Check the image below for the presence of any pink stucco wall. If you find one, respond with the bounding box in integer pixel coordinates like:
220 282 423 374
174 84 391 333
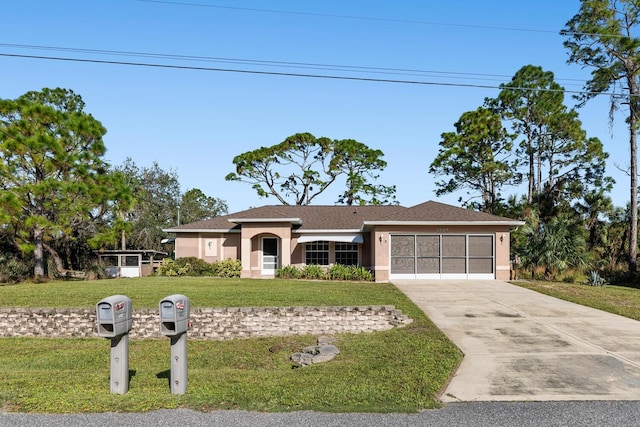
174 224 515 282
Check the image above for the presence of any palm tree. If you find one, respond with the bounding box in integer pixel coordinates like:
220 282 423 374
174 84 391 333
575 190 613 251
518 212 589 280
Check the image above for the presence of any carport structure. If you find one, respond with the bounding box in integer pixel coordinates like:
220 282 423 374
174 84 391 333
96 250 167 278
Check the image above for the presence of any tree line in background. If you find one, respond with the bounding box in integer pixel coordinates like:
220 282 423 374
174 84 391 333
428 63 618 281
430 0 640 281
0 88 227 281
2 1 640 284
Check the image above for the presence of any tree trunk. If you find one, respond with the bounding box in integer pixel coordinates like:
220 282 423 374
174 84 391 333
629 93 638 273
536 148 543 196
527 142 535 204
33 225 45 278
120 210 127 250
44 242 66 274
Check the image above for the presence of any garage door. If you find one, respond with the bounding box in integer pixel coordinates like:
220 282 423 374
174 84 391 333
389 234 494 280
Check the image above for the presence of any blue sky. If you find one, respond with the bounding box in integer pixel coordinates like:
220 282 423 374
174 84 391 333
1 0 628 213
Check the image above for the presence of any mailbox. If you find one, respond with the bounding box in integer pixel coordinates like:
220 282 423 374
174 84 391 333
159 294 190 336
96 295 133 338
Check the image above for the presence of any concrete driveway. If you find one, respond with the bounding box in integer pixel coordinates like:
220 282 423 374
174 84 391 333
393 280 640 402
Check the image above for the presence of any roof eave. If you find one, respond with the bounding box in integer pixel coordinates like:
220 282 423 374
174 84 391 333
163 228 239 233
295 229 362 234
363 220 526 227
228 217 303 225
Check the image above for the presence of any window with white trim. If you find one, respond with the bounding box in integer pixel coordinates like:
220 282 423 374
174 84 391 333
305 241 330 265
335 242 358 266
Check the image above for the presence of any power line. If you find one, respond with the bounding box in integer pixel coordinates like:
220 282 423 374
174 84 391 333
0 43 587 87
0 52 500 87
0 52 621 98
136 0 559 35
136 0 629 40
0 43 512 80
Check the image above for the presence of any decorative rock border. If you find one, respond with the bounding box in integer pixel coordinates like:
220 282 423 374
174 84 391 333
0 306 413 340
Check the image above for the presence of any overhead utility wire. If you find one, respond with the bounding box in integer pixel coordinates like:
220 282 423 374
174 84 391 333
136 0 624 39
136 0 557 34
0 43 587 86
0 43 527 77
0 52 622 98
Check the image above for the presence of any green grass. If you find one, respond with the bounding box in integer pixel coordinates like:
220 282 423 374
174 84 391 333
0 277 462 413
513 281 640 321
0 276 409 308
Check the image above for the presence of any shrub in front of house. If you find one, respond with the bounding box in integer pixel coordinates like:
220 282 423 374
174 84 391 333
157 257 241 278
276 264 374 282
349 266 375 281
327 263 352 280
181 257 222 276
275 265 302 279
210 258 242 278
157 257 191 276
301 264 326 280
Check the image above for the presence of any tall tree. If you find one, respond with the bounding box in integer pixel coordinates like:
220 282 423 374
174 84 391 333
112 159 228 249
492 64 612 220
492 65 565 204
87 169 135 252
544 113 611 207
226 132 396 205
575 189 614 252
179 188 228 224
0 88 114 278
562 0 640 272
115 159 181 251
333 139 397 205
429 107 518 213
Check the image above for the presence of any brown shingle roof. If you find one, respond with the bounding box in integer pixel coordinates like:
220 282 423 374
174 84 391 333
164 201 521 233
371 200 520 223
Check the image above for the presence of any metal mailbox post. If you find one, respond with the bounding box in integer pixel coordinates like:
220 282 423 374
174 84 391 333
159 294 190 395
96 295 133 394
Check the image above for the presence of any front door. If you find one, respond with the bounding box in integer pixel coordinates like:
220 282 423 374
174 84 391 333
262 237 279 275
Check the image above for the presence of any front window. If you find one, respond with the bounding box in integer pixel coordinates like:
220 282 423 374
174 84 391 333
123 255 139 267
305 241 329 265
335 242 358 266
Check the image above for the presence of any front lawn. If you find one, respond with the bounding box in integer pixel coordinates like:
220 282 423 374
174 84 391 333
0 277 461 413
513 280 640 321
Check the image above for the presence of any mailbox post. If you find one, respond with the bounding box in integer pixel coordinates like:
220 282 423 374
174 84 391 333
159 294 190 395
96 295 133 394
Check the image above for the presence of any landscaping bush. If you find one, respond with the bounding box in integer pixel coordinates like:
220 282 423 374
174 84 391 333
350 266 375 281
327 263 352 280
300 264 326 280
585 271 608 287
276 264 374 282
275 264 301 279
157 257 241 278
85 259 109 280
0 255 33 283
156 258 190 276
210 258 242 278
174 257 217 276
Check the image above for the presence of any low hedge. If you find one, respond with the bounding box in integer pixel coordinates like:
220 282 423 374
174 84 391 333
276 264 374 282
156 257 242 278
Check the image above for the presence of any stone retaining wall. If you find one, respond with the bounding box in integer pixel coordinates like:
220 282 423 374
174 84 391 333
0 306 413 340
